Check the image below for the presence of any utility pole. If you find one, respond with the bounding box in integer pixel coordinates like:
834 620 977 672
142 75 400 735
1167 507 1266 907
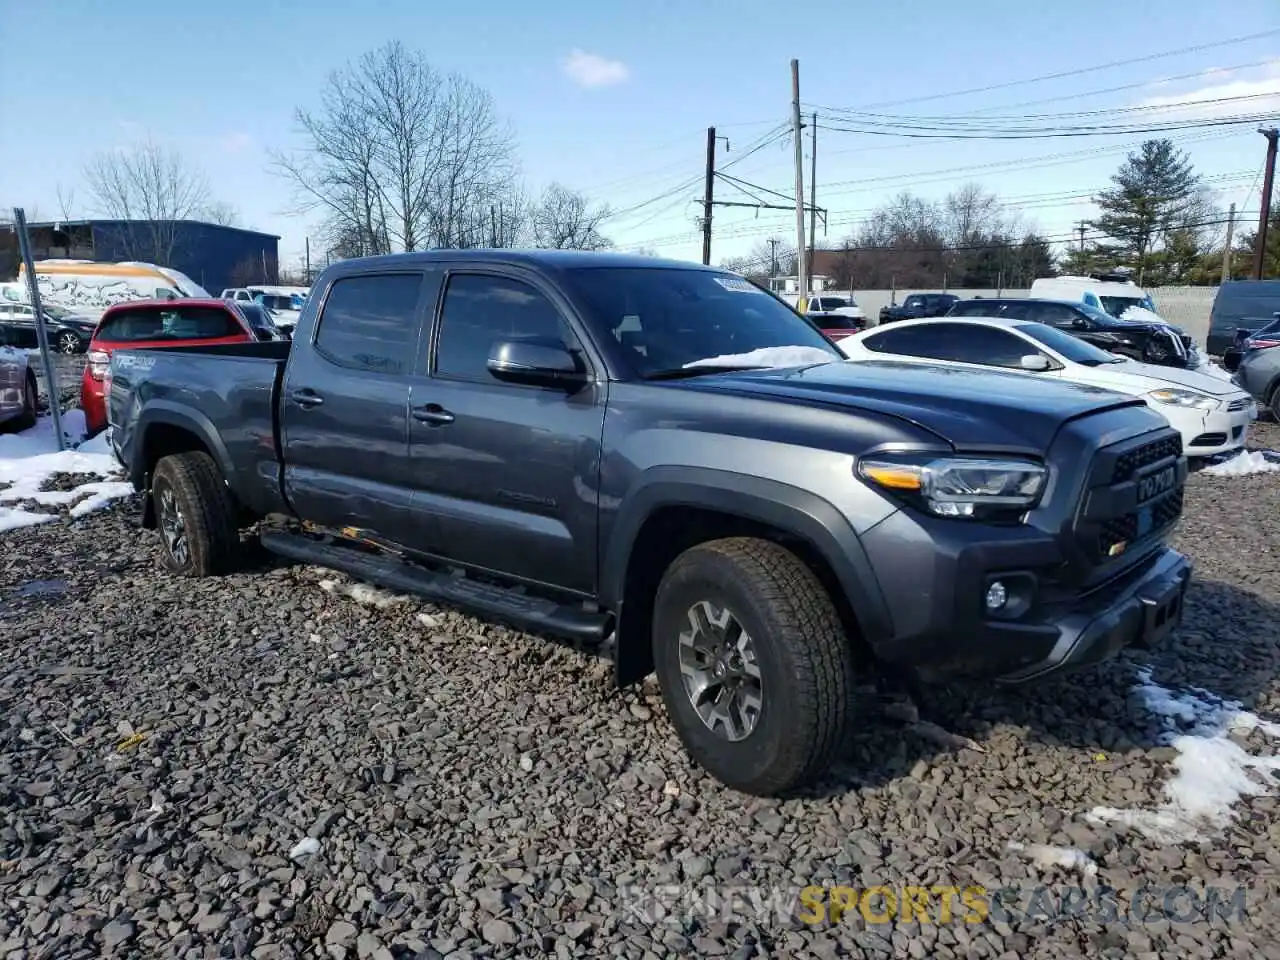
1077 222 1087 253
791 59 808 308
305 237 311 284
768 238 780 279
1222 203 1236 285
1253 127 1278 280
807 111 817 275
702 126 716 265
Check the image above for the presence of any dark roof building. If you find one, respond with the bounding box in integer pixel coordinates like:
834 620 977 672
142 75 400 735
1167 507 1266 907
1 219 281 294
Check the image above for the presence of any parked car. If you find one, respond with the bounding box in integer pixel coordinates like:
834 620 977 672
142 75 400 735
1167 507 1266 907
227 300 287 341
839 317 1255 458
107 251 1191 796
1222 314 1280 373
805 295 864 321
81 299 260 436
19 259 208 313
1234 327 1280 421
1030 273 1157 321
0 343 38 433
1207 280 1280 357
947 297 1197 368
0 301 98 354
878 293 959 324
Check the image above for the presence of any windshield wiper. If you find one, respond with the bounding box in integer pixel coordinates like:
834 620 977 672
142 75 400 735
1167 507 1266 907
643 364 768 381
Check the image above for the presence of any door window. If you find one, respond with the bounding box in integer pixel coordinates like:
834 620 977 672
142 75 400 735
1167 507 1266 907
1023 302 1080 328
313 273 423 375
434 274 572 383
863 322 1044 369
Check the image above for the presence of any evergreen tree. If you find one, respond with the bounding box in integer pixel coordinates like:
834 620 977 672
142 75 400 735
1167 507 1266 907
1091 139 1203 285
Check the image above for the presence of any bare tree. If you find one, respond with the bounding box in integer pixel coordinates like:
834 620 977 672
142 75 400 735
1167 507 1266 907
203 201 241 227
84 140 212 264
274 41 518 255
55 183 77 221
529 183 612 250
943 183 1002 246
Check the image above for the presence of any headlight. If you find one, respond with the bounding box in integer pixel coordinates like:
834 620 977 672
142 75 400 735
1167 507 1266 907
1147 388 1218 411
857 455 1047 520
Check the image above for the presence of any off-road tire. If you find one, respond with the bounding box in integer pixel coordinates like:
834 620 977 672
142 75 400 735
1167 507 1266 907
651 536 856 796
9 370 38 432
1268 383 1280 423
151 451 239 577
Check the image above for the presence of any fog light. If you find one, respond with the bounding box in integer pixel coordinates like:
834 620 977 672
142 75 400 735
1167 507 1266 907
985 580 1008 612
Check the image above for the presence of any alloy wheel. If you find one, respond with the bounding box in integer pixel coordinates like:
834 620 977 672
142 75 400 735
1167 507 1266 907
677 599 763 742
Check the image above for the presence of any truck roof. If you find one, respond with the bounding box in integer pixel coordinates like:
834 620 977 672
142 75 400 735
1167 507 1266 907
331 249 721 273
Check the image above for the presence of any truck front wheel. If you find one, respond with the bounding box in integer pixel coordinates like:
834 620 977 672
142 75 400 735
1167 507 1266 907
652 537 856 796
151 451 239 577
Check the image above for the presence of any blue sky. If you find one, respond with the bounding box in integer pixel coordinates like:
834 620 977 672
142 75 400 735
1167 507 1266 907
2 0 1278 272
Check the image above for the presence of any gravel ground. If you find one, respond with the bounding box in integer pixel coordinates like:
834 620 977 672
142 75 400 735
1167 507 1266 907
29 353 87 414
1 423 1279 959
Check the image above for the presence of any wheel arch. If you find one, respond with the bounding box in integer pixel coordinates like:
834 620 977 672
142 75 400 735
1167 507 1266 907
604 467 892 687
131 405 239 528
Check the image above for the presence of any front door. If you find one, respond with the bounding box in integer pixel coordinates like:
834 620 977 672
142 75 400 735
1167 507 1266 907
405 268 605 597
280 270 437 536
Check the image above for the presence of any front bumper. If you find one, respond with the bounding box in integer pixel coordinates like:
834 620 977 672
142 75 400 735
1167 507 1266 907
1168 402 1254 456
859 514 1192 685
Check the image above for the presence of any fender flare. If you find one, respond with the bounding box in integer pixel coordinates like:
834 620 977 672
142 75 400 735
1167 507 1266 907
130 402 238 497
602 466 894 652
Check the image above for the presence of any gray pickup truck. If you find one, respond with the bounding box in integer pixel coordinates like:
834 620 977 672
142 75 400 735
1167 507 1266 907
107 251 1192 796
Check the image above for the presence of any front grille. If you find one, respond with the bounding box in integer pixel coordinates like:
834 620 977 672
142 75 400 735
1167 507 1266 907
1179 334 1193 350
1112 435 1182 482
1096 488 1184 562
1228 397 1251 412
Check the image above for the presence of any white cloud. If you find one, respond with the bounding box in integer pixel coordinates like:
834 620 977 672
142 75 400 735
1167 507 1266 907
560 49 629 89
1134 61 1280 120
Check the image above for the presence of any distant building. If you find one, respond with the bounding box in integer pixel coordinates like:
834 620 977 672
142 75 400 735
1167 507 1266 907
0 219 281 294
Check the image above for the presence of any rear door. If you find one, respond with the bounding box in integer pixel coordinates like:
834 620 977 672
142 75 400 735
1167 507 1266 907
404 267 605 596
281 270 436 536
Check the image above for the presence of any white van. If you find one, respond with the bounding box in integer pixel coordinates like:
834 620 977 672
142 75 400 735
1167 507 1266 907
1030 274 1159 321
14 260 210 316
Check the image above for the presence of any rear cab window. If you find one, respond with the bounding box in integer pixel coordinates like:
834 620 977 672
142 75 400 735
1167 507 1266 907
95 304 246 342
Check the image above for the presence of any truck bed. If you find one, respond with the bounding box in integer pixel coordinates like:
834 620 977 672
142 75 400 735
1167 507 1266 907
109 340 292 517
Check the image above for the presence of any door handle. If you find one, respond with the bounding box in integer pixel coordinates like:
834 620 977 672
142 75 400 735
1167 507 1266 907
289 388 324 409
412 403 455 425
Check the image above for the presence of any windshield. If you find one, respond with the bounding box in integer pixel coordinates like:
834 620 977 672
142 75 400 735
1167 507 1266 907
562 267 842 376
258 295 297 311
236 303 277 337
42 304 76 319
1014 322 1122 366
1098 295 1148 319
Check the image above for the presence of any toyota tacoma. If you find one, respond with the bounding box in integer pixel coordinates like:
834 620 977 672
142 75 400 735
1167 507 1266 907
106 251 1192 796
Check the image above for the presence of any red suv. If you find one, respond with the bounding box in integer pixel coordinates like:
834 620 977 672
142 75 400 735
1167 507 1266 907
81 299 266 436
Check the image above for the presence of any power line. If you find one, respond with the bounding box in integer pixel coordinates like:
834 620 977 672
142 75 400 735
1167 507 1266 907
815 113 1277 140
804 57 1280 121
827 29 1280 112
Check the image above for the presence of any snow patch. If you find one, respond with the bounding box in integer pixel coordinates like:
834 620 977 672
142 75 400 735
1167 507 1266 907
318 578 410 609
1086 668 1280 843
1120 305 1168 325
1006 841 1097 877
1202 450 1280 477
0 414 133 533
289 837 321 859
682 346 838 370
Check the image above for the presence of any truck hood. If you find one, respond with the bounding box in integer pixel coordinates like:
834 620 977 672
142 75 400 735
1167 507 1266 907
687 359 1145 453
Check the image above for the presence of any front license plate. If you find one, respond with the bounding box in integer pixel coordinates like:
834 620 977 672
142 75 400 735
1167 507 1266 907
1135 465 1176 504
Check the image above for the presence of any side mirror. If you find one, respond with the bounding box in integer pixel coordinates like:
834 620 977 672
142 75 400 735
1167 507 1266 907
487 339 586 387
1019 354 1051 372
1072 317 1089 330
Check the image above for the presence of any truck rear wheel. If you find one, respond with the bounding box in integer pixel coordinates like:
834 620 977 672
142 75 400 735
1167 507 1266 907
651 537 855 796
151 452 239 577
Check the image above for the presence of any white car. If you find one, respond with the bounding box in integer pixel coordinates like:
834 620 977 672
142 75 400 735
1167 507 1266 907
0 344 37 433
805 295 865 321
839 316 1256 458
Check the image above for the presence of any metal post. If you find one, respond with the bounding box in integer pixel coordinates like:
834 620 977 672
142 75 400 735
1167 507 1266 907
1253 128 1278 280
305 236 311 283
13 208 65 449
791 60 808 309
1221 203 1236 286
702 127 716 265
807 111 817 275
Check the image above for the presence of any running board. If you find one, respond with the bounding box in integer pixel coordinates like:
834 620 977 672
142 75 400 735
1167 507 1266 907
259 530 612 642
